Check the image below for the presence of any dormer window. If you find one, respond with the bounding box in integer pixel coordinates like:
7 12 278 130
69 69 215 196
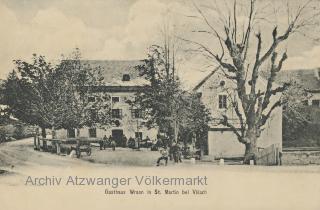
122 74 130 81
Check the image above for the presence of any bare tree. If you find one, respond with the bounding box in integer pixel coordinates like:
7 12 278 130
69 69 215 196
182 0 320 163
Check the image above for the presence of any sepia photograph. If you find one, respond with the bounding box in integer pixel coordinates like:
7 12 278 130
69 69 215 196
0 0 320 209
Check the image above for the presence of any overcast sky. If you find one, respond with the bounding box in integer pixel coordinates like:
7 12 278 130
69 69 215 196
1 0 320 87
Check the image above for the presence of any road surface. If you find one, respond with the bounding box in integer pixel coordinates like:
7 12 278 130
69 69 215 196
1 138 320 210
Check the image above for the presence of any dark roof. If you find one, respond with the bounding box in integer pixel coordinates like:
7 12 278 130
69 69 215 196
276 69 320 91
83 60 147 86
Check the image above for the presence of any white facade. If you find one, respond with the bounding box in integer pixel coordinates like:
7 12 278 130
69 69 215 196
194 69 282 158
54 60 159 143
55 90 158 142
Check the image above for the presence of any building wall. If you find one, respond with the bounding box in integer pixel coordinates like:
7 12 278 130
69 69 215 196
196 71 282 158
306 92 320 107
207 106 282 158
55 90 158 141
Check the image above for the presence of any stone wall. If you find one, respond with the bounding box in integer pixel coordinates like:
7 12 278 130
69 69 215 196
282 151 320 165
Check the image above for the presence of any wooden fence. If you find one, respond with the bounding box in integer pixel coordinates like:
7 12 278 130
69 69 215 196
255 144 281 166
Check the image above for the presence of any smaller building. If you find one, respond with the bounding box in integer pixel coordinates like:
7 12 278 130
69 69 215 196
194 68 282 158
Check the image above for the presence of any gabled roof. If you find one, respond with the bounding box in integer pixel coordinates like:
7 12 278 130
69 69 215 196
193 66 280 92
84 60 148 86
275 69 320 91
193 67 220 91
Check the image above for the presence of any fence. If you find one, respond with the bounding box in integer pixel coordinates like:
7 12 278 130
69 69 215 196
255 144 281 166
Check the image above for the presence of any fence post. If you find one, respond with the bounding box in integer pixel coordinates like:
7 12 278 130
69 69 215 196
37 137 41 150
43 140 47 151
33 135 37 150
56 142 61 155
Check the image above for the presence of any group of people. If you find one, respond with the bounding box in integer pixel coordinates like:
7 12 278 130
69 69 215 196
99 135 116 151
156 142 183 166
97 134 189 167
99 135 153 150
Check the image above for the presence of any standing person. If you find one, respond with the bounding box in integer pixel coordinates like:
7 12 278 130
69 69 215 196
156 146 169 166
99 140 103 150
109 135 116 151
122 134 128 148
172 143 179 163
128 137 135 149
145 136 151 148
135 136 139 149
103 135 108 150
111 139 116 151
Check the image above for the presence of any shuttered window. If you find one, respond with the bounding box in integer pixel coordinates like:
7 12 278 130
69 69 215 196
219 95 227 109
112 109 122 119
131 109 144 118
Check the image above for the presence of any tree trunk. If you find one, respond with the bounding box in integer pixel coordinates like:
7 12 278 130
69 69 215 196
76 128 80 138
51 126 56 139
41 127 46 138
243 130 258 164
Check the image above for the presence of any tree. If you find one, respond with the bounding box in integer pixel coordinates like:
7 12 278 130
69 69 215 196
3 56 57 137
134 45 183 143
281 80 320 147
178 92 212 154
53 49 112 136
135 44 211 149
3 49 112 138
183 0 320 163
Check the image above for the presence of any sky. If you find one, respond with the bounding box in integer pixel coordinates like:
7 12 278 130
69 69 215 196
0 0 320 87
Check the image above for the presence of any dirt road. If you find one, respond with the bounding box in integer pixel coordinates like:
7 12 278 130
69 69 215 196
1 138 320 210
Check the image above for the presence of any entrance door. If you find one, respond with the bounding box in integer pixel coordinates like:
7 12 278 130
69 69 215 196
112 129 123 146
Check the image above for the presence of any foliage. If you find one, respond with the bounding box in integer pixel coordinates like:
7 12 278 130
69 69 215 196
2 49 112 137
134 45 211 146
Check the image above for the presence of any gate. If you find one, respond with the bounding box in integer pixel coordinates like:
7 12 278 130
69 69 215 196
255 144 281 166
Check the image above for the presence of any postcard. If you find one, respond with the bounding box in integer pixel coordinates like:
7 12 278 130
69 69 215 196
0 0 320 209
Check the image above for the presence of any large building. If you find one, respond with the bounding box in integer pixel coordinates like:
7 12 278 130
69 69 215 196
193 68 283 158
55 60 158 144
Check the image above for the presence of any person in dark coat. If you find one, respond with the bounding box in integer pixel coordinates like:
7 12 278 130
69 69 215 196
122 134 128 148
103 135 108 149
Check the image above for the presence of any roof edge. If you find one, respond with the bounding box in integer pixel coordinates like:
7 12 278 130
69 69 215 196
193 66 220 91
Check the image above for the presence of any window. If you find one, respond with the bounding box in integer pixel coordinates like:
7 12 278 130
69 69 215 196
67 129 75 138
88 96 95 103
122 74 131 81
112 96 120 103
218 95 227 109
89 128 97 138
312 100 320 107
112 109 122 119
131 109 143 119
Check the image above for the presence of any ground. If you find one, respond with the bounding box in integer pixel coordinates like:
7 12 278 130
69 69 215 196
1 138 320 210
